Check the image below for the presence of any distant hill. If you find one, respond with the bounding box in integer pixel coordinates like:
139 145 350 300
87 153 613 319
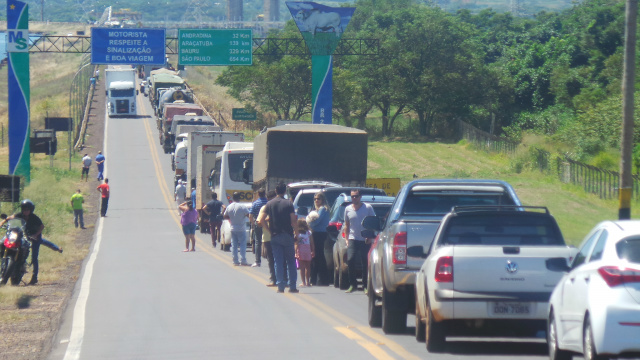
0 0 576 24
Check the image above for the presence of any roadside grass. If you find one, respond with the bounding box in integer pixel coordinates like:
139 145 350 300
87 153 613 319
0 45 92 312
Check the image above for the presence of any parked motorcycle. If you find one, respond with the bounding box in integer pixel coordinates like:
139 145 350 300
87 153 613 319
0 214 31 286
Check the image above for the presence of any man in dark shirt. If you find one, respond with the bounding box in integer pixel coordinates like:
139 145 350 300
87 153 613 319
0 200 62 285
259 182 298 293
203 192 225 247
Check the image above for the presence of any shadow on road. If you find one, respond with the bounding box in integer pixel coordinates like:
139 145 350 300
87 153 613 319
443 338 547 356
16 294 36 309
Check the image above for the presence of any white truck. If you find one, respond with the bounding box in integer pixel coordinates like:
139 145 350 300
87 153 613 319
181 131 245 193
105 68 138 117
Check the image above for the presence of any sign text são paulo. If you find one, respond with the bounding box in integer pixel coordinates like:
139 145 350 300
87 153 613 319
178 29 252 66
91 28 166 65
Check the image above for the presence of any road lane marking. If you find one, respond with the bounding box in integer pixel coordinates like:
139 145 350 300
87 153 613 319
62 101 110 360
138 99 418 360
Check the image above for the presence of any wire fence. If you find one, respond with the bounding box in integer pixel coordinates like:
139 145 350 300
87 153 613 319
457 119 518 154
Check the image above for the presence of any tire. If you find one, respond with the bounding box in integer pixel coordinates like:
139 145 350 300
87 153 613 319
382 288 407 334
10 261 25 285
548 313 572 360
425 300 446 353
333 266 340 288
368 276 382 327
338 267 349 290
415 292 426 342
1 257 14 285
583 318 608 360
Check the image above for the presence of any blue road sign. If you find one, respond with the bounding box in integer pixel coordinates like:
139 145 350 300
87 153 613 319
91 28 166 65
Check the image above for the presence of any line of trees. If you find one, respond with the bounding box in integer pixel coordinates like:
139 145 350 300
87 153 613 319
218 0 637 159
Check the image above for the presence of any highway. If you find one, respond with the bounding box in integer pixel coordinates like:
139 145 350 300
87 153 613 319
47 88 555 360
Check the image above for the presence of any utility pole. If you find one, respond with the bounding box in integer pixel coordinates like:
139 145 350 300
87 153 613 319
41 0 44 21
619 0 637 220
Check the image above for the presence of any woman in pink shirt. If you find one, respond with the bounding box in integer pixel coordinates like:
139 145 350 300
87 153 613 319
178 201 199 252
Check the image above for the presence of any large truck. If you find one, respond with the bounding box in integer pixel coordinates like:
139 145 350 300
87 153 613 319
250 124 368 192
148 70 185 111
159 103 204 153
185 131 245 193
171 115 220 147
157 87 194 117
104 68 138 117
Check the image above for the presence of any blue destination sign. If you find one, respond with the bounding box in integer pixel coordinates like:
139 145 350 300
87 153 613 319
91 28 166 65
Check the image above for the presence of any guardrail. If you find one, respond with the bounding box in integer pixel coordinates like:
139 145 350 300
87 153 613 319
457 119 518 154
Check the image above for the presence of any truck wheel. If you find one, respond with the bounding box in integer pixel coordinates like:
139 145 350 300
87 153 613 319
382 288 407 334
425 300 445 352
415 292 425 342
368 277 382 327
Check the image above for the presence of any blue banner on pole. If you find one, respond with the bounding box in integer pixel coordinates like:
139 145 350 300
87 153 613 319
312 56 332 124
91 28 166 65
7 0 30 182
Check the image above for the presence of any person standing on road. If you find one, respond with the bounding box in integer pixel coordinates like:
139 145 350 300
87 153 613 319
0 200 63 285
175 180 187 212
178 200 198 252
261 182 298 294
81 153 91 182
95 151 105 181
224 192 249 266
295 219 314 287
203 192 225 247
343 189 376 293
257 190 277 286
70 189 85 229
307 192 330 286
97 178 110 217
249 188 268 267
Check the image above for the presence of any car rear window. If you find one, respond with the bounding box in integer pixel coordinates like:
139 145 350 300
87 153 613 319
441 214 564 246
616 238 640 264
296 193 315 209
403 193 516 215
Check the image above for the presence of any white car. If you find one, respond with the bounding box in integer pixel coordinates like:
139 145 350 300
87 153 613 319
415 206 574 352
547 220 640 360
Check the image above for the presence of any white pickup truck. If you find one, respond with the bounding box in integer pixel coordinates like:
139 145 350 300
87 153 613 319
414 206 575 352
363 179 523 334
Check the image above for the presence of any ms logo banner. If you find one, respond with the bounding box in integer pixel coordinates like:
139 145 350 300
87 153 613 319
7 0 31 181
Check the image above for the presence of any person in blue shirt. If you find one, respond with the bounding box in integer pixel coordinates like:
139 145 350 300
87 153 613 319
95 151 105 181
249 188 268 267
191 187 197 209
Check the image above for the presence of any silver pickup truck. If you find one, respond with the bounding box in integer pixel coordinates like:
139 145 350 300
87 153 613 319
363 179 522 334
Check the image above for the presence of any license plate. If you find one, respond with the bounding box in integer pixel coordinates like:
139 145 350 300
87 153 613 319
490 302 531 316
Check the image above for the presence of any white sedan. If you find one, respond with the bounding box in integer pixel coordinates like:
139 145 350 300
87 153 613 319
548 220 640 360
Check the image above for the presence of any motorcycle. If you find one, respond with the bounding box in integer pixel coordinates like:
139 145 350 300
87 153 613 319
0 214 31 286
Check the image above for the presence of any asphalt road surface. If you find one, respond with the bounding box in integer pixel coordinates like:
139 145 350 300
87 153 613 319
47 85 556 360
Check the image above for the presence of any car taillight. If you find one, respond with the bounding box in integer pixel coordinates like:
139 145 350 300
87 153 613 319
435 256 453 283
392 232 407 265
598 266 640 287
329 221 342 231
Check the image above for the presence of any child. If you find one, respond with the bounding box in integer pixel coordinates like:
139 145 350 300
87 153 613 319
295 219 314 287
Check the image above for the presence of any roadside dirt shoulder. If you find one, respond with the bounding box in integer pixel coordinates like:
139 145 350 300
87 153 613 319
0 78 105 360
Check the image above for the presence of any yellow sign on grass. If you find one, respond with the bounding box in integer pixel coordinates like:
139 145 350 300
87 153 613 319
365 178 401 197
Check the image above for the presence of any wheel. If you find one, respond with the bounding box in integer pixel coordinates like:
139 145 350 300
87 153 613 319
548 313 572 360
338 259 349 290
425 300 446 352
0 257 10 285
1 257 14 285
584 318 608 360
10 262 25 285
415 292 425 342
382 288 407 334
368 276 382 327
333 265 340 288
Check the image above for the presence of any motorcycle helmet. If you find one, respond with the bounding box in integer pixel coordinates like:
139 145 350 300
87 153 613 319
20 199 35 212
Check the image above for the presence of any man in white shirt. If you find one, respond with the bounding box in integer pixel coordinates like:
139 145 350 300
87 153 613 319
224 192 250 266
343 189 376 293
81 154 92 182
175 180 187 212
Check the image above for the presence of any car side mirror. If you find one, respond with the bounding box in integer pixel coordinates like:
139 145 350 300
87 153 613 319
361 229 375 239
546 257 571 272
362 215 382 231
297 207 309 216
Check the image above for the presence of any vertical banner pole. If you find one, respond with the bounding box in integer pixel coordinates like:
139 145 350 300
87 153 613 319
311 55 333 124
7 0 31 182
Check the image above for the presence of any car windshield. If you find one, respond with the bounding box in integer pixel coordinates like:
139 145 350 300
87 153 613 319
616 237 640 264
329 201 391 223
323 188 386 207
441 214 563 246
403 193 516 215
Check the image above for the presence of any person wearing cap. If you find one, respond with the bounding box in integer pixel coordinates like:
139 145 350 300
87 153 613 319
175 180 187 212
